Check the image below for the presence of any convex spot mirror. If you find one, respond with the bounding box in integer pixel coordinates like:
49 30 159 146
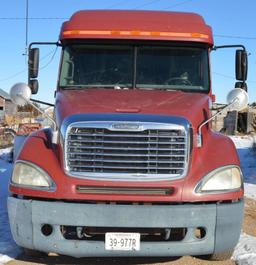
227 88 248 111
236 50 248 81
10 83 31 106
29 79 39 95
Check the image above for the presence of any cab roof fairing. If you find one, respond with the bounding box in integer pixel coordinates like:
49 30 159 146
59 10 213 45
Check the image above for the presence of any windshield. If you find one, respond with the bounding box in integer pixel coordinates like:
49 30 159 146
59 44 209 92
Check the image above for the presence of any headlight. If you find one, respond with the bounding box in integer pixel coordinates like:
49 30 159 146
196 166 242 193
11 161 56 191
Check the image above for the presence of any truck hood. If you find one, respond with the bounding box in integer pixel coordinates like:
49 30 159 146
55 88 210 129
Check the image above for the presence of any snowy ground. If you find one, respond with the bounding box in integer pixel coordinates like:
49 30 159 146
0 148 21 265
231 136 256 265
0 136 256 265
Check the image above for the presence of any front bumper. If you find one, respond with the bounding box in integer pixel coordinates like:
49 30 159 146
8 197 243 258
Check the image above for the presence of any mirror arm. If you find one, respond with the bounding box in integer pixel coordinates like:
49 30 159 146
28 41 61 50
212 44 246 51
197 98 239 147
20 95 58 144
28 41 61 83
212 45 248 86
20 96 56 130
30 98 54 107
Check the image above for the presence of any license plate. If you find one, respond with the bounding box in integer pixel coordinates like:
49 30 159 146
105 232 140 251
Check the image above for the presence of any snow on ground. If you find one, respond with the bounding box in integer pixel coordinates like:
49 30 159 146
244 183 256 201
233 234 256 265
0 149 21 265
231 136 256 185
0 136 256 264
230 136 256 265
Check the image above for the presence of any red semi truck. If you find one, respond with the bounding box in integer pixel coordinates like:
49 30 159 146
8 10 249 260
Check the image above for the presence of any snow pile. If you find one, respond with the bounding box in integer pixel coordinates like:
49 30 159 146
231 136 256 265
0 255 12 265
0 148 12 163
231 135 255 149
0 150 21 264
233 234 256 265
244 183 256 201
230 135 256 184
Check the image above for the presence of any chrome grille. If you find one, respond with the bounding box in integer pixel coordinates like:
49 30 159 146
64 122 189 181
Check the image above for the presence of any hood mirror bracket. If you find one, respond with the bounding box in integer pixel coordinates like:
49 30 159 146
197 88 248 147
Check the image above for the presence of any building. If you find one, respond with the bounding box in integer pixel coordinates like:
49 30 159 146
0 88 17 122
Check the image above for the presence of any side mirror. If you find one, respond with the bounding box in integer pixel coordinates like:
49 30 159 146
29 48 39 79
227 88 248 111
10 83 31 106
236 50 247 81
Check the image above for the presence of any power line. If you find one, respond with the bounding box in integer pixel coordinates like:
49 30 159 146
0 17 67 20
39 47 58 71
0 0 194 15
214 34 256 40
213 72 235 80
105 0 129 8
134 0 161 9
213 72 256 84
161 0 193 10
0 48 58 83
133 0 193 10
0 69 26 82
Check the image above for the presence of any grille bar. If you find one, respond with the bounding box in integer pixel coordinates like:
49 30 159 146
68 145 185 151
69 158 184 164
65 121 189 181
68 152 186 158
70 165 183 170
68 140 185 145
69 133 186 139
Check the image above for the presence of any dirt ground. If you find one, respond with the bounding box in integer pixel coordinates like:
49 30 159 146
7 198 256 265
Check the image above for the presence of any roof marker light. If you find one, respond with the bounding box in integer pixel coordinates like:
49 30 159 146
62 30 209 39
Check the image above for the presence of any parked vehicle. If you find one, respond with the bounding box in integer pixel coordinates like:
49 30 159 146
8 10 248 260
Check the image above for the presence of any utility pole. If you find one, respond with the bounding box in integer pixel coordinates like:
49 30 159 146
24 0 29 58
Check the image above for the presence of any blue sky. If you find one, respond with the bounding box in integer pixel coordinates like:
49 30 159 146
0 0 255 103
